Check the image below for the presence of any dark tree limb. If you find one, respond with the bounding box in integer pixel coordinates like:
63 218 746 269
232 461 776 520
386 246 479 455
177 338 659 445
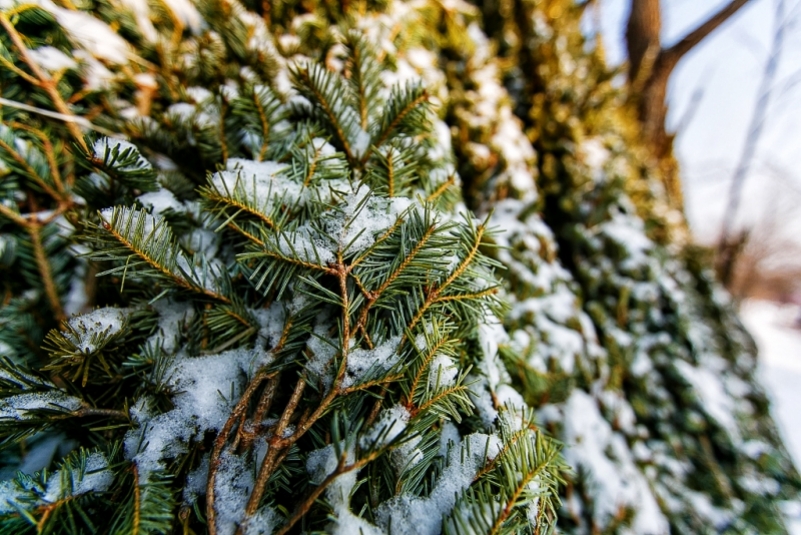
717 0 787 286
626 0 754 212
665 0 752 65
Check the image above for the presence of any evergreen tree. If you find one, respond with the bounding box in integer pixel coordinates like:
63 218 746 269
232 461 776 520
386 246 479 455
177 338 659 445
0 0 796 533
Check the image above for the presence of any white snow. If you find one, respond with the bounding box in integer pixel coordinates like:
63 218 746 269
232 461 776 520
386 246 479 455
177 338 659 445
0 451 112 513
73 50 115 90
138 189 184 216
306 443 384 535
26 46 77 72
0 391 82 420
36 0 131 64
674 359 740 441
375 433 501 535
322 187 412 255
65 307 128 353
125 348 271 482
741 299 801 533
93 137 153 172
551 390 670 534
342 336 402 389
580 138 610 174
361 404 409 450
43 452 113 502
213 449 255 535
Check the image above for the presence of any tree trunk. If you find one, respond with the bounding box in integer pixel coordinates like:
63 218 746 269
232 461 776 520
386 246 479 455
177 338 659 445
626 0 753 206
625 0 661 89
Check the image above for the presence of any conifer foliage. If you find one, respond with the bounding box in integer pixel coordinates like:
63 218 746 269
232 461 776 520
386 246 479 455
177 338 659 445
0 0 797 533
0 5 564 533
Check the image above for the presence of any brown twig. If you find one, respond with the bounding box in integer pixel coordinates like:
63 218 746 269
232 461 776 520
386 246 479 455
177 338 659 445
245 375 306 516
275 447 386 535
132 464 141 534
0 13 88 151
29 223 65 322
207 372 271 535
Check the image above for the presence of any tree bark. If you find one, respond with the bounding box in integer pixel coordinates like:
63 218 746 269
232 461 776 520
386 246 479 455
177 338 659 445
627 0 753 161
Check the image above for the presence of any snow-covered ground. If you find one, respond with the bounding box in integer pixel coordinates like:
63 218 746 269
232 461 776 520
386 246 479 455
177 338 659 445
741 299 801 532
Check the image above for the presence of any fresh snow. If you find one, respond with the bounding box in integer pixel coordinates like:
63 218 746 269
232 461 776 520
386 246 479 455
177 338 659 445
342 336 402 389
26 46 77 72
0 391 82 420
43 452 113 502
374 433 502 535
545 390 670 534
741 299 801 533
0 451 112 514
93 138 153 173
36 0 131 64
64 306 127 353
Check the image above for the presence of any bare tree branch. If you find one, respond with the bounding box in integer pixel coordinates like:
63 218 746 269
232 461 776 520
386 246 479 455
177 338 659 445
717 0 787 286
664 0 753 65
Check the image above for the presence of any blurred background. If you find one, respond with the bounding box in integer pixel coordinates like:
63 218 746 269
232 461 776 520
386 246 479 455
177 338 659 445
597 0 801 302
596 0 801 520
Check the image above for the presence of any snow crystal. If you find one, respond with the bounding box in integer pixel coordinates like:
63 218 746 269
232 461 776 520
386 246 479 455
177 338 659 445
682 488 734 530
209 159 295 216
0 480 26 514
126 348 269 481
361 405 409 450
187 86 214 103
438 421 461 458
43 452 113 502
93 138 153 173
305 322 339 391
277 33 301 52
73 50 115 90
321 187 412 256
118 0 156 42
183 453 209 503
350 128 372 159
243 506 279 535
38 0 131 64
580 138 610 173
560 390 669 534
250 303 286 351
138 189 184 216
306 444 384 535
600 214 653 270
674 359 740 440
26 46 77 72
738 474 780 496
428 354 457 389
391 435 424 474
0 391 82 420
342 336 401 389
375 433 501 535
161 0 203 33
65 307 127 353
150 299 194 354
213 449 254 535
494 384 526 410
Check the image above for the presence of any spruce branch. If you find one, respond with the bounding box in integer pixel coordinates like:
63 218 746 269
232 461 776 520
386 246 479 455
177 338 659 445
0 13 88 152
290 62 360 163
87 207 231 303
367 82 429 160
0 126 62 200
343 30 382 131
